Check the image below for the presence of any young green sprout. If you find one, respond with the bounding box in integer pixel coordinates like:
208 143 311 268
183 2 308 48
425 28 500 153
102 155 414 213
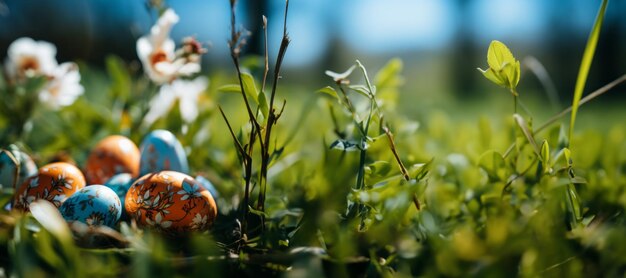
478 40 521 112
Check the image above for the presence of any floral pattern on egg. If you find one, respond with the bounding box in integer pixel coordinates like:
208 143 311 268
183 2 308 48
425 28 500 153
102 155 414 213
139 130 189 176
13 162 86 211
125 171 217 234
85 135 140 184
59 185 122 228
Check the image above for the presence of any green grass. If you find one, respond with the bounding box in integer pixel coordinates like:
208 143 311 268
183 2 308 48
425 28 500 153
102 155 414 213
1 55 626 276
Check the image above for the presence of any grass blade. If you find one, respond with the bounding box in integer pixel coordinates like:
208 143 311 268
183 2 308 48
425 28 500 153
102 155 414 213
568 0 608 144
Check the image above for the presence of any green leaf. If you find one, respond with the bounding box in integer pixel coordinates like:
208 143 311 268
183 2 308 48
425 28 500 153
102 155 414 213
479 40 520 90
478 67 505 88
502 61 521 89
316 86 339 100
540 140 550 173
29 200 73 244
217 84 242 93
374 58 403 89
218 73 260 105
349 84 373 98
258 90 269 119
478 150 507 180
410 158 433 181
249 205 269 217
563 148 572 167
241 72 259 104
569 0 608 144
487 40 516 71
367 161 392 177
516 144 537 175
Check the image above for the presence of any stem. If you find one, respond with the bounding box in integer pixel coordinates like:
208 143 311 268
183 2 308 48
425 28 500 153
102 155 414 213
228 0 263 243
514 95 517 114
384 126 420 211
219 106 251 238
536 74 626 133
503 74 626 159
257 0 290 212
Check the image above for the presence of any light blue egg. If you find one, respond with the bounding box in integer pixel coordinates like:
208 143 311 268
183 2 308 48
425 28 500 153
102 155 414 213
139 130 189 176
59 185 122 228
195 175 219 199
103 173 134 210
0 145 38 190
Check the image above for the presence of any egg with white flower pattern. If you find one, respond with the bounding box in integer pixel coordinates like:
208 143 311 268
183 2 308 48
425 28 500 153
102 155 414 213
13 162 86 211
0 145 38 190
59 185 122 228
85 135 140 184
125 171 217 234
139 130 189 176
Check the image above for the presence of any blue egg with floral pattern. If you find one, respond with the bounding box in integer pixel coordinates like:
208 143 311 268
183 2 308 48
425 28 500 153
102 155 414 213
104 173 134 209
139 130 189 176
0 145 38 190
59 185 122 228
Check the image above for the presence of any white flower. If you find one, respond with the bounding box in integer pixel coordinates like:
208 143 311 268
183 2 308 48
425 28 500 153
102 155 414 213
146 212 172 229
3 37 84 109
191 213 208 230
4 37 58 79
38 62 84 109
136 9 200 84
143 76 208 125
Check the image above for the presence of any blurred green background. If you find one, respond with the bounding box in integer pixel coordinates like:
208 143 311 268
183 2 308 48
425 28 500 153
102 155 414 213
1 0 625 105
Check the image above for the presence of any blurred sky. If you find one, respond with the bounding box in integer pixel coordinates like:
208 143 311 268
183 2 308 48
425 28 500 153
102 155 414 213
1 0 625 98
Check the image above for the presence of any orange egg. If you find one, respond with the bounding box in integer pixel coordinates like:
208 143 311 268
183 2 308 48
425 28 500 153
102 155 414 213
85 135 140 184
13 162 86 211
125 171 217 234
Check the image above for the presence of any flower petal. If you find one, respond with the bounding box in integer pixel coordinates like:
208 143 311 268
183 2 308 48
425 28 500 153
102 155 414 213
143 84 178 126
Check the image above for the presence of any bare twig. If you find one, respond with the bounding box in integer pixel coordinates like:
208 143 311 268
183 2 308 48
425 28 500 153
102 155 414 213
383 127 409 181
261 16 269 93
257 0 291 212
383 126 421 210
503 74 626 159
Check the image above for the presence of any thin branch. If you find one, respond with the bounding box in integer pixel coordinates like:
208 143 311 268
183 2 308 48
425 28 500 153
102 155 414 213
383 127 409 181
383 126 420 211
228 0 265 151
257 0 291 211
535 74 626 133
261 15 269 93
218 106 247 160
503 74 626 158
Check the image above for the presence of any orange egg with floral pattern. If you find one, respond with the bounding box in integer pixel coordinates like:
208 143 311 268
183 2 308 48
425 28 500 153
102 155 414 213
125 171 217 234
13 162 86 211
85 135 140 184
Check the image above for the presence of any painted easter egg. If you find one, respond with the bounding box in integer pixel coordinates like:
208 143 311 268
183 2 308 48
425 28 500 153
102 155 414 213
85 135 140 184
139 130 189 176
103 173 134 210
59 185 122 228
0 145 38 189
13 162 86 210
125 171 217 234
